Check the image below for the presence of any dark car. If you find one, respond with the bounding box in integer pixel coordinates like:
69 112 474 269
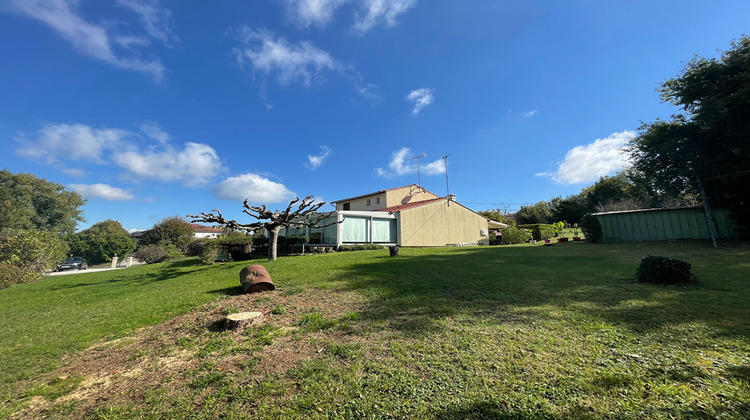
57 257 88 271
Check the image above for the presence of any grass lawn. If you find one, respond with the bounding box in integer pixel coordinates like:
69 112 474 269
1 240 749 419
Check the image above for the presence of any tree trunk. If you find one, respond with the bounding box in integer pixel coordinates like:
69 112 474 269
268 225 281 261
225 311 263 329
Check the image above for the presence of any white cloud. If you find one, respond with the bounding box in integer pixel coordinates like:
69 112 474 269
282 0 348 28
537 130 636 185
352 0 417 35
15 123 129 164
69 183 134 201
138 121 170 144
375 147 445 178
116 0 180 47
115 142 224 187
233 28 337 86
15 122 225 187
305 145 332 170
523 110 538 118
406 88 434 116
62 168 86 177
4 0 168 80
212 173 296 203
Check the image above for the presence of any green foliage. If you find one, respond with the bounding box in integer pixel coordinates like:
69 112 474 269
337 244 386 252
0 264 23 289
186 240 208 257
0 170 86 236
68 220 136 264
216 235 254 260
552 221 566 237
200 242 219 265
580 214 602 243
142 216 194 251
628 37 750 235
636 256 696 285
133 246 168 264
515 201 553 225
518 224 555 240
0 229 68 283
477 209 515 226
500 226 532 244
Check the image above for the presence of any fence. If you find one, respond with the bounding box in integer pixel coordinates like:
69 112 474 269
592 207 738 244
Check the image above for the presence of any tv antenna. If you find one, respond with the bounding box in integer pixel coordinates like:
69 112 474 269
410 153 426 186
443 155 450 197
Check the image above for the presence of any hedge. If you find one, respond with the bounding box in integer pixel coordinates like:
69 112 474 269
518 224 555 240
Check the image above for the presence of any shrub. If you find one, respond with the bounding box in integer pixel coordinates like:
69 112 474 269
68 224 136 264
337 244 386 252
186 240 208 257
216 236 254 260
0 228 69 283
580 214 603 243
133 246 168 264
636 256 696 285
0 263 23 289
518 224 555 240
501 226 532 244
142 216 194 251
200 243 219 265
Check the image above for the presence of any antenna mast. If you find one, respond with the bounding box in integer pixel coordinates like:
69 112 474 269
443 155 450 196
411 153 426 187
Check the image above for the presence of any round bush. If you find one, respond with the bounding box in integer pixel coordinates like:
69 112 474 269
501 226 532 245
200 243 219 265
580 214 602 243
636 256 696 285
133 246 168 264
0 263 23 289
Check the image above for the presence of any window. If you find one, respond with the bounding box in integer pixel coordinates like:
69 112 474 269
343 202 350 210
366 198 371 206
376 197 380 205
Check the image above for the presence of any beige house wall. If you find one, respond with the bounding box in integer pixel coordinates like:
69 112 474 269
399 199 489 246
334 185 440 211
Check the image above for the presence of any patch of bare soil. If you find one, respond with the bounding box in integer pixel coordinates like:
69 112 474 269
11 287 370 419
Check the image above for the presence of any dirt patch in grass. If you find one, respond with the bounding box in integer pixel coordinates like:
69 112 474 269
11 287 368 419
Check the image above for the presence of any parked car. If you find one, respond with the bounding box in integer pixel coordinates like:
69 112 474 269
57 257 88 271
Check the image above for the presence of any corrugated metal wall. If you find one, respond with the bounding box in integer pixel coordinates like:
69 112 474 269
594 207 738 243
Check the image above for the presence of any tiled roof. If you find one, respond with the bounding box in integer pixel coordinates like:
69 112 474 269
331 184 420 203
375 197 446 213
189 223 222 233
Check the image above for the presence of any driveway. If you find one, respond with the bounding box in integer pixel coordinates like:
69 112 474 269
46 261 145 276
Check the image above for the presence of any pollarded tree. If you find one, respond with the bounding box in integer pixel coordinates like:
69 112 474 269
189 196 335 261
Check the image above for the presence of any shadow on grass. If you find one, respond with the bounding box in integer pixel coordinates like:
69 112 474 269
321 242 750 341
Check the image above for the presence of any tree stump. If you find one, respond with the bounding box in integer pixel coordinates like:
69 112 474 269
225 311 263 329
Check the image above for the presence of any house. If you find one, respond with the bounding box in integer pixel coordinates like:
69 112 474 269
190 223 222 239
284 185 506 247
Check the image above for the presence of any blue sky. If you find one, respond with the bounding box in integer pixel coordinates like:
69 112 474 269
1 0 748 232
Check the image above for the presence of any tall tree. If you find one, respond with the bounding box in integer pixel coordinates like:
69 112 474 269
628 36 750 234
0 170 86 235
68 220 136 264
189 196 334 261
142 216 195 251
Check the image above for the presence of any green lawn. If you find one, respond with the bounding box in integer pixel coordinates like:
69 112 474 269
2 241 749 418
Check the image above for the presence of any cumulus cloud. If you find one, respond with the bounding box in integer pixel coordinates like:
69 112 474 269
233 28 337 86
116 0 180 47
537 131 635 185
3 0 170 80
406 88 434 116
212 173 296 203
282 0 348 28
115 142 223 187
305 145 332 170
69 183 134 201
15 123 129 164
352 0 417 35
15 122 224 187
375 147 445 178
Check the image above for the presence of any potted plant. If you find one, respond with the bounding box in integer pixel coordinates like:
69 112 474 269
572 223 582 241
553 221 568 243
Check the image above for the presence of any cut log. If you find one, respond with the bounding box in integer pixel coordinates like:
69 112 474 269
225 311 263 329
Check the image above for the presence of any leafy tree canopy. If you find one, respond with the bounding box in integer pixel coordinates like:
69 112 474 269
0 170 86 236
628 36 750 233
69 220 135 264
142 216 195 251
